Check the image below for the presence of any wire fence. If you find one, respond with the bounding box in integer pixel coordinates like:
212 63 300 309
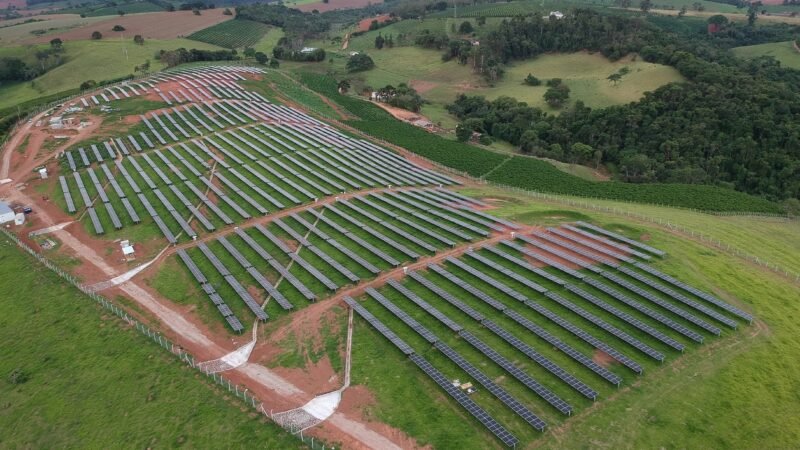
1 228 333 450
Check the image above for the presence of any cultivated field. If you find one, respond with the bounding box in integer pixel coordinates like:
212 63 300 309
28 9 233 44
294 0 383 13
188 19 273 50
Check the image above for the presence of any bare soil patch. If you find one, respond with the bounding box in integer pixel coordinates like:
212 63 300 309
408 79 439 95
30 9 231 43
295 0 383 13
356 14 391 32
592 349 616 367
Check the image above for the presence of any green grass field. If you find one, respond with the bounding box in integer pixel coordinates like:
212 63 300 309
0 15 107 45
732 40 800 69
187 19 273 49
0 239 303 448
0 38 222 110
480 52 684 111
347 186 800 448
311 22 682 121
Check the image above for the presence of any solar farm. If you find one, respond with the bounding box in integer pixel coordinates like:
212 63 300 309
28 65 759 448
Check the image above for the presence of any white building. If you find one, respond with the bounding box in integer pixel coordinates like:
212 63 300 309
0 202 15 224
549 11 565 19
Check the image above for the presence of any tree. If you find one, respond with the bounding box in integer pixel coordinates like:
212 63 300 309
346 53 375 72
134 59 150 75
639 0 652 13
747 1 759 26
546 78 562 87
192 8 201 15
477 16 486 26
8 368 28 385
375 33 385 49
678 5 687 17
243 47 256 58
607 72 622 85
570 142 593 163
269 58 279 68
386 34 394 48
91 31 102 40
338 79 350 93
118 9 126 16
79 80 97 90
49 38 63 49
459 21 474 34
523 73 541 86
543 84 570 107
223 7 232 15
133 34 144 45
254 51 269 64
112 24 125 31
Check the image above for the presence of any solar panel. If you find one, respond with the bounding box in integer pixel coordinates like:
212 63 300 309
306 244 360 283
326 205 419 259
87 207 104 234
480 319 598 399
563 224 651 260
575 221 666 256
344 296 414 355
197 243 231 276
152 215 177 244
387 280 462 332
458 330 572 415
407 271 484 321
617 266 738 329
234 228 274 263
548 227 633 263
59 176 76 213
483 246 566 286
544 291 664 362
634 262 752 322
501 240 584 280
599 272 720 336
120 198 141 223
104 202 123 230
224 274 269 321
521 234 605 272
565 284 684 351
408 353 519 447
434 341 548 432
217 236 253 268
445 256 643 373
177 250 209 285
246 267 294 310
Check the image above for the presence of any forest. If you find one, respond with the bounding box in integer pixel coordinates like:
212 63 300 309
446 10 800 202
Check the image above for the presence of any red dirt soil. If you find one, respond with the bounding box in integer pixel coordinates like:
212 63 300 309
30 9 232 43
356 13 391 32
296 0 383 13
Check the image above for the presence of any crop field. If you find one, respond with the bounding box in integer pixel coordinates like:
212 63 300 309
0 238 301 448
732 41 800 69
188 19 273 49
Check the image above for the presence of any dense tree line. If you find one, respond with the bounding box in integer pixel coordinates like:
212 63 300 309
156 48 239 68
374 83 425 112
447 10 800 201
235 4 330 39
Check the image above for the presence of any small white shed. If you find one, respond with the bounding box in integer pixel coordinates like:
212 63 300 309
0 202 15 224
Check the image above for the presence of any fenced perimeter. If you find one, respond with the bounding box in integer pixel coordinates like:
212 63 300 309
1 228 333 450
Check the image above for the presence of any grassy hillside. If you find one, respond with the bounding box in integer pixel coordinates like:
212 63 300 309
0 38 222 110
347 186 800 448
732 40 800 69
0 240 302 448
480 53 684 111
